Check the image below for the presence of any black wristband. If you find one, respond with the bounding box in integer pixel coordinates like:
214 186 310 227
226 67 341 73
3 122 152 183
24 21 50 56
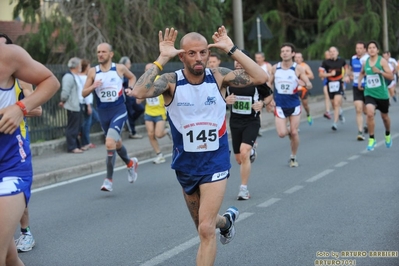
227 45 238 57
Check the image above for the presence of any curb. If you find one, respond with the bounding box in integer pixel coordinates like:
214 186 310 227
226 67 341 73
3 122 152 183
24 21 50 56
32 142 174 189
30 125 149 157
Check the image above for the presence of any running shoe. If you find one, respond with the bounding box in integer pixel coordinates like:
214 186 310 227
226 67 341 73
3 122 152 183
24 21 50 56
385 134 392 148
129 134 143 139
307 115 313 126
237 187 250 200
323 112 331 119
220 207 239 245
367 138 376 151
357 133 365 141
289 158 298 167
363 126 368 134
249 147 257 163
153 154 166 164
127 157 138 183
331 123 337 131
393 95 397 102
339 114 345 123
15 234 35 252
100 178 113 192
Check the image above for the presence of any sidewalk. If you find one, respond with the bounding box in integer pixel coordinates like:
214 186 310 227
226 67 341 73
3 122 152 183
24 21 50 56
31 92 354 189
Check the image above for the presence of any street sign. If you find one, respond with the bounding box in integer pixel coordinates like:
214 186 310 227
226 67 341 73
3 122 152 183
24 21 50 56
248 15 273 52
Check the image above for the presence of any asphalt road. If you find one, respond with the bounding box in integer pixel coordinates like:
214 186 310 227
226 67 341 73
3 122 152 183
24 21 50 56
19 104 399 266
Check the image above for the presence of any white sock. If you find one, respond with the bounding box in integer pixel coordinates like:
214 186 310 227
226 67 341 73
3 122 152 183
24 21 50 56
240 185 247 190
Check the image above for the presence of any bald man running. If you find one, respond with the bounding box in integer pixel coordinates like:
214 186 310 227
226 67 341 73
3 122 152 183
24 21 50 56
129 26 268 266
83 43 138 192
294 52 314 125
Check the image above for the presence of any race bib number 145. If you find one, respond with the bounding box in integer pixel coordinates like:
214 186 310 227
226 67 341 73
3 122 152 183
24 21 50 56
181 121 219 152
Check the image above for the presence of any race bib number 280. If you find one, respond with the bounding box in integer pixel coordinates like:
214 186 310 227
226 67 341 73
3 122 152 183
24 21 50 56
96 86 119 102
181 120 219 152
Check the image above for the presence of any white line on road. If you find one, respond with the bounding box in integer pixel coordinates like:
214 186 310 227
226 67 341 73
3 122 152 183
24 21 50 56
306 169 334 183
284 185 304 194
32 156 169 193
140 212 254 266
335 161 348 167
348 155 360 160
257 198 281 208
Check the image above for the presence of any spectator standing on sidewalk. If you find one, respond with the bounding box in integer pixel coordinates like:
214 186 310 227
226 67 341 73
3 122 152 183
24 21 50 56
78 59 99 150
82 43 138 192
59 57 84 153
119 56 144 139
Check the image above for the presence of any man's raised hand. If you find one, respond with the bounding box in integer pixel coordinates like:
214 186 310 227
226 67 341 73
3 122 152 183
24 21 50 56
208 26 234 53
159 28 184 60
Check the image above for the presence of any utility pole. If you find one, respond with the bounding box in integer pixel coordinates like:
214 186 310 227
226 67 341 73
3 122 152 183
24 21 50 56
232 0 244 49
256 16 261 52
382 0 389 51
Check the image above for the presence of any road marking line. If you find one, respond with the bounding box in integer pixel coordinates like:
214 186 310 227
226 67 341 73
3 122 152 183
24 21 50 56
141 237 200 266
348 155 360 160
306 169 334 183
257 198 281 208
140 212 254 266
335 161 348 167
32 156 171 194
284 185 303 194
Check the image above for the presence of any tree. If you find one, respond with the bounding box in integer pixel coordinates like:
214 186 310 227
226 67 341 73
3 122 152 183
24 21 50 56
11 0 227 64
12 0 399 63
11 0 76 63
223 0 399 60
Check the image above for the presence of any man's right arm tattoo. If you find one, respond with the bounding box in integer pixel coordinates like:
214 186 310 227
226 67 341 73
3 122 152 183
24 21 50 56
152 73 176 97
135 65 159 91
227 70 253 87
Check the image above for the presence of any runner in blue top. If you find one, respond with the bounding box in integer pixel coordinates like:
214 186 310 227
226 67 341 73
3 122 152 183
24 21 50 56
349 41 369 140
128 26 268 265
0 39 59 266
82 43 138 192
270 43 312 168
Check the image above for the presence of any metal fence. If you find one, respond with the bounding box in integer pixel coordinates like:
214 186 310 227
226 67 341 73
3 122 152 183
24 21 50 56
27 62 184 143
27 61 326 143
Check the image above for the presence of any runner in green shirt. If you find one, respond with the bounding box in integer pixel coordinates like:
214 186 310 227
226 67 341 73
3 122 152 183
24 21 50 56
358 40 393 151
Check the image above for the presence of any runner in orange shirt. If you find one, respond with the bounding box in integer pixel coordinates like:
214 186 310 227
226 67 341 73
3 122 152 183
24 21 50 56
294 52 314 125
